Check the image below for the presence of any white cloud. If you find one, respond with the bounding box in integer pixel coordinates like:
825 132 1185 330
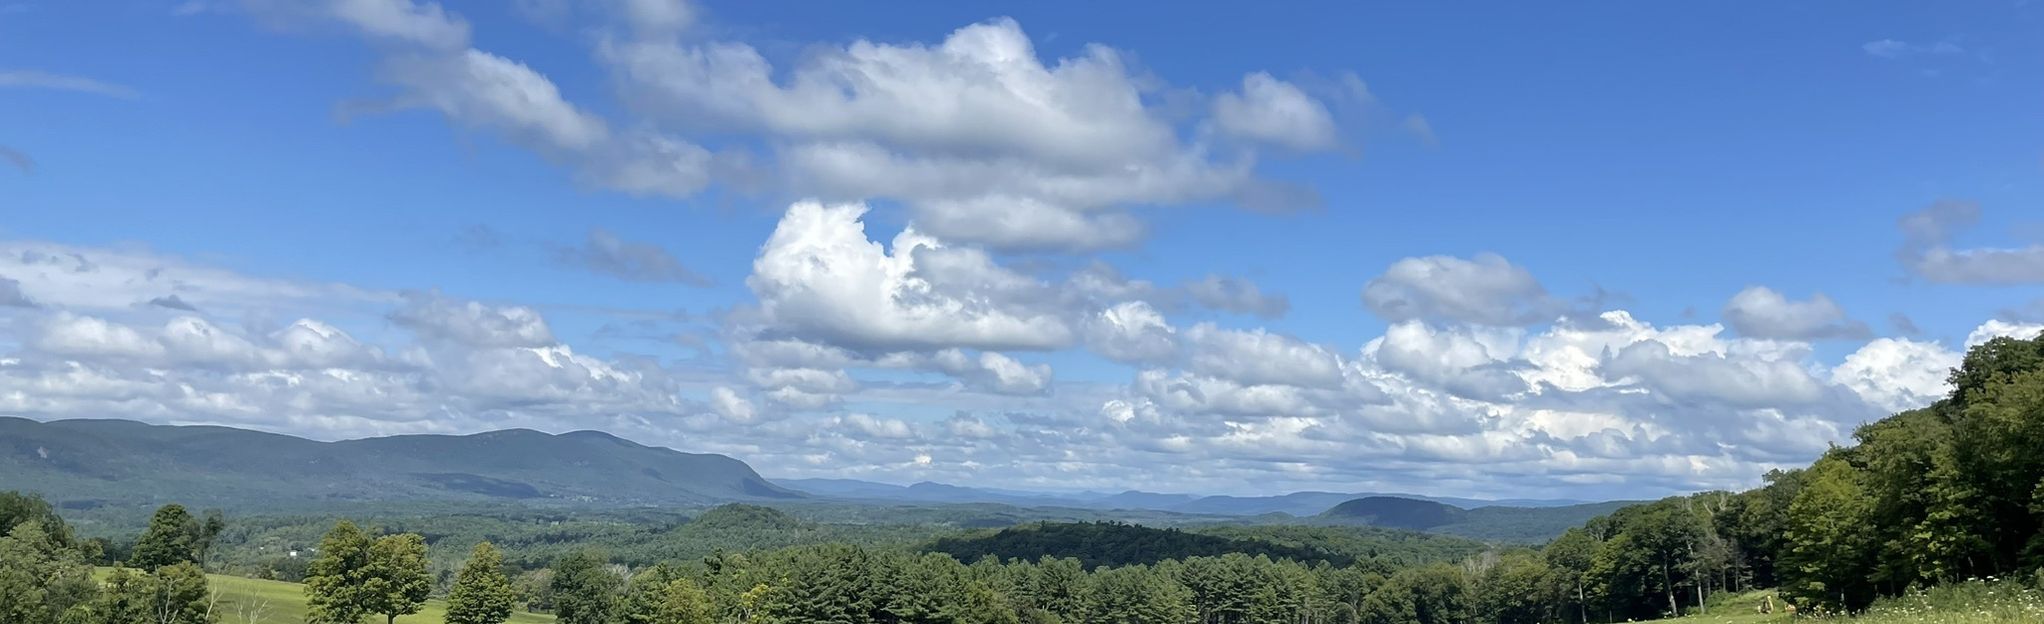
1966 319 2044 347
1184 323 1343 389
379 49 608 152
1210 72 1338 151
1831 338 1958 413
1722 286 1870 340
0 69 139 99
326 0 471 49
597 18 1306 250
708 386 758 423
33 313 165 360
1362 253 1559 325
388 291 555 348
1085 301 1178 364
0 241 387 313
745 201 1072 352
1370 321 1528 401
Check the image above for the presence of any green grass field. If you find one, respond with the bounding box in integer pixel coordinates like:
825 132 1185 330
97 569 556 624
1637 583 2044 624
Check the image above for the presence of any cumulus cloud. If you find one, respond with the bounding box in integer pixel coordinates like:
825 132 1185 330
1210 72 1339 152
388 291 555 348
553 227 709 285
1362 253 1560 325
745 201 1072 353
1896 201 2044 285
1184 323 1343 389
1085 301 1178 364
1370 321 1528 401
883 349 1053 396
1722 286 1870 340
1831 338 1958 413
598 17 1315 250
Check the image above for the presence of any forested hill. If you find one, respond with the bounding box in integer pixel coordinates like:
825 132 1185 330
923 521 1503 570
0 417 798 509
1528 330 2044 619
1315 496 1632 542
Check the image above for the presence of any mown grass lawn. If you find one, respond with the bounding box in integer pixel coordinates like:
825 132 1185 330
96 568 556 624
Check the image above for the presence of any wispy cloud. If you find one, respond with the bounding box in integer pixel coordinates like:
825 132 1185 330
1861 39 1965 60
0 69 139 99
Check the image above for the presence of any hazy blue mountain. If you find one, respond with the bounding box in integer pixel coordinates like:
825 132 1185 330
776 478 1594 519
0 417 799 510
1316 496 1635 542
1089 490 1203 509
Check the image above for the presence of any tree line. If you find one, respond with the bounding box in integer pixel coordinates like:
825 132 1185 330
1 495 221 624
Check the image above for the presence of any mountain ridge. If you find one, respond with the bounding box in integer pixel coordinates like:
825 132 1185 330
0 416 800 509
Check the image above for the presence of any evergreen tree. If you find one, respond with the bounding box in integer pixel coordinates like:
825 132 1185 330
446 542 520 624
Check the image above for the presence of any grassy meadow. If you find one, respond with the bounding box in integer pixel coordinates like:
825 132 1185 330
97 568 556 624
1639 582 2044 624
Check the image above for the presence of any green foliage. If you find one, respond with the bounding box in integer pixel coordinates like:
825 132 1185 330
929 522 1349 569
549 551 621 624
0 491 77 551
1357 564 1468 624
130 504 220 571
305 520 375 623
365 533 432 624
446 542 520 624
0 520 100 624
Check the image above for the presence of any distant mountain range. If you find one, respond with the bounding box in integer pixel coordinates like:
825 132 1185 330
775 478 1592 515
0 417 798 509
3 418 1624 542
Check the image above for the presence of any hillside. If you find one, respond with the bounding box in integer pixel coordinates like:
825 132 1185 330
1316 496 1632 542
97 569 557 624
0 417 798 511
925 521 1355 569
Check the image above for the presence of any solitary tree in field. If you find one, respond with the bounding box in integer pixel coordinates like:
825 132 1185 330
364 533 431 624
305 521 373 624
129 505 198 571
148 562 217 624
446 542 519 624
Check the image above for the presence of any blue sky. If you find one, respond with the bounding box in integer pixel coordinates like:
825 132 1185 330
2 1 2042 499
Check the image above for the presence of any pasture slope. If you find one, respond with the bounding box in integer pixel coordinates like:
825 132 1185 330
99 569 557 624
1639 583 2044 624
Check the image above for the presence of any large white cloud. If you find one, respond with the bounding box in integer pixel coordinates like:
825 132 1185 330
745 201 1072 352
